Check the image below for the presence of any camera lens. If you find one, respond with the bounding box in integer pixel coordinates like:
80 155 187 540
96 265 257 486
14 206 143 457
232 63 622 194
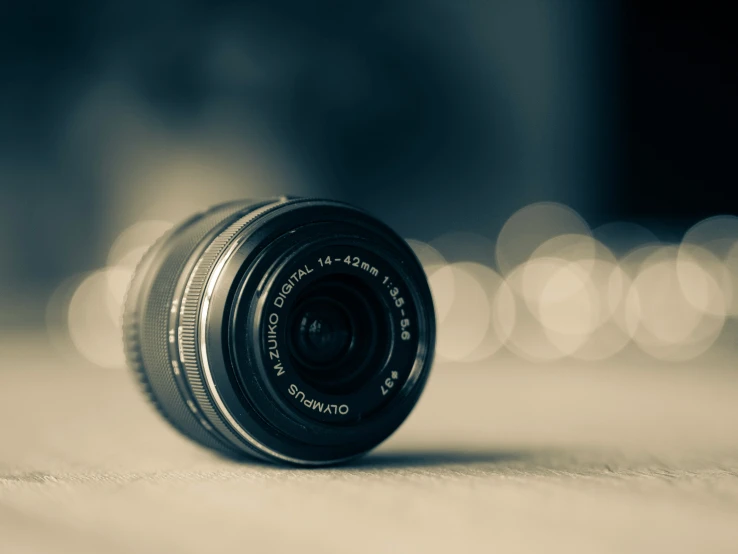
123 197 435 465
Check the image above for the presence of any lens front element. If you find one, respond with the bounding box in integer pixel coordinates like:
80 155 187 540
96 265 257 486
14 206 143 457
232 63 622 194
286 274 388 395
291 296 354 369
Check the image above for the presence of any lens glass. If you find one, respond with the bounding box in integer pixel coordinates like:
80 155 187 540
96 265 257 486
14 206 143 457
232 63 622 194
291 298 353 368
286 275 388 394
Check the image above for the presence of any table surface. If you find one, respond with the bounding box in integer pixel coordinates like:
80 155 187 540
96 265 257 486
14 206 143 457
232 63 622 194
2 333 738 554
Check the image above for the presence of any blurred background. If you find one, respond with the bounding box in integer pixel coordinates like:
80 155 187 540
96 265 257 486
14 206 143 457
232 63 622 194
2 3 738 552
1 0 736 368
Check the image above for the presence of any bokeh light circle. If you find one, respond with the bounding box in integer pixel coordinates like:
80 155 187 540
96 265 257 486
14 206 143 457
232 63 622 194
455 262 516 362
504 261 569 362
435 263 490 361
67 269 127 369
625 249 725 361
676 244 730 317
107 220 172 269
682 215 738 258
680 216 738 316
496 202 591 275
572 262 632 361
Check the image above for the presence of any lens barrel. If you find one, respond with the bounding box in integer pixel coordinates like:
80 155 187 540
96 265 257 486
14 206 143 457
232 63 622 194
123 197 435 465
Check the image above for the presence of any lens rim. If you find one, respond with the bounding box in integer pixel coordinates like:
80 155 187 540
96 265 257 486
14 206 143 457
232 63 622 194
124 199 283 462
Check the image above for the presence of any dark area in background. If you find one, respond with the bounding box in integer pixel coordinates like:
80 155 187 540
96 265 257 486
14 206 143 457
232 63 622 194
619 1 737 226
0 1 607 300
0 1 735 321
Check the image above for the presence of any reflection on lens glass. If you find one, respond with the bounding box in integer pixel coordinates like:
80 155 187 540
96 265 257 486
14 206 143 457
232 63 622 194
291 298 354 368
284 275 389 395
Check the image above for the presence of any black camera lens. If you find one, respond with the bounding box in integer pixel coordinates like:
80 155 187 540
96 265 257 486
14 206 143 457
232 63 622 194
123 197 435 465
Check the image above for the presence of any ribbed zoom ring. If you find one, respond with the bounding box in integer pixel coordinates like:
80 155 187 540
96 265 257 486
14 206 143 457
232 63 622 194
123 200 281 459
175 198 309 462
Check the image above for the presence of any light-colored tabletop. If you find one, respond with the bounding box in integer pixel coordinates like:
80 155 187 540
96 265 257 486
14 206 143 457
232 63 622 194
2 333 738 553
